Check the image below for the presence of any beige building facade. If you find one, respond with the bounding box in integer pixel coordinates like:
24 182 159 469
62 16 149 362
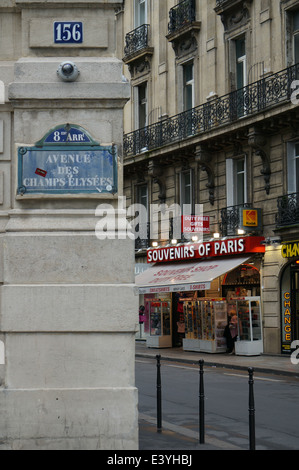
0 0 138 450
121 0 299 355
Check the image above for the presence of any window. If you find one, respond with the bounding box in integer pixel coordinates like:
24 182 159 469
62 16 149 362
286 10 299 67
180 170 194 212
134 82 148 130
226 157 247 206
183 62 194 111
235 37 247 117
137 183 148 209
235 37 247 89
293 11 299 64
287 142 299 193
235 158 246 205
135 0 147 27
136 183 149 245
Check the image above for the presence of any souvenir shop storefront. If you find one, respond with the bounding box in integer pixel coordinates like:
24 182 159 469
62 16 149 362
135 236 265 356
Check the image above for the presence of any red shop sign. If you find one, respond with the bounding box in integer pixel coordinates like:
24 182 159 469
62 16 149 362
147 236 265 264
182 215 210 234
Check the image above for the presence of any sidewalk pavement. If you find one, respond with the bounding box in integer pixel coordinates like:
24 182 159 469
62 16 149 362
135 340 299 377
136 340 299 450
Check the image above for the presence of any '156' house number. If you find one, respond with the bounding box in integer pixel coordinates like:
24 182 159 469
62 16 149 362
54 22 83 44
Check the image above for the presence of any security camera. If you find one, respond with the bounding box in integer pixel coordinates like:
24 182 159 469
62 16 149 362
57 61 80 82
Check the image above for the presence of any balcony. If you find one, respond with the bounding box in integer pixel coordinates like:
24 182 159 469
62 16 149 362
220 204 252 236
134 218 189 252
276 193 299 228
135 222 151 251
124 63 299 157
123 24 153 64
214 0 253 32
166 0 201 57
168 0 196 35
215 0 252 14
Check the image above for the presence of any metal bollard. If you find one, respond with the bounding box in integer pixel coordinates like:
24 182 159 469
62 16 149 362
156 355 162 433
248 367 256 450
199 359 205 444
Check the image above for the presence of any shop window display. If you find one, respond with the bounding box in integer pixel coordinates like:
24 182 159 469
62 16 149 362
222 263 260 298
146 299 172 348
227 297 263 355
183 299 227 353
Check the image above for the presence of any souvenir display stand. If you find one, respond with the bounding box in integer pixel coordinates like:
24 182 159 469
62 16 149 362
227 297 263 356
146 300 172 348
182 300 201 352
183 299 227 353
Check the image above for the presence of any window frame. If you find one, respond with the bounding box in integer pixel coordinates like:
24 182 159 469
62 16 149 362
134 0 147 28
287 142 299 194
180 169 194 214
134 81 148 130
226 156 248 207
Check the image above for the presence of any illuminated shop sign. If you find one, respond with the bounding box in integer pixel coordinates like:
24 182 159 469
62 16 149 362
281 291 292 353
281 241 299 258
147 236 265 264
243 209 259 227
182 215 210 234
239 208 262 232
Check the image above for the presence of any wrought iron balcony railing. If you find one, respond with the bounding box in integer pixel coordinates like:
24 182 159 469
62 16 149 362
221 203 252 236
134 218 190 250
135 221 151 250
124 24 150 58
276 193 299 227
168 0 196 35
215 0 246 9
124 63 299 157
215 0 234 6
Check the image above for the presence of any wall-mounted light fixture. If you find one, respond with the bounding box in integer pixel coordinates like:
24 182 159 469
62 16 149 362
260 236 281 246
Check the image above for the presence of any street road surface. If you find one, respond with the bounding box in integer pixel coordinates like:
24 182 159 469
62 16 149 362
136 358 299 450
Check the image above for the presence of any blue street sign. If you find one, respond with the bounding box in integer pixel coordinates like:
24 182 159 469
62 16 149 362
44 126 92 144
17 146 117 195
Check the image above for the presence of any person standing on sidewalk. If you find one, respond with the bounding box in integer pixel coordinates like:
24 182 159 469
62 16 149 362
228 314 238 354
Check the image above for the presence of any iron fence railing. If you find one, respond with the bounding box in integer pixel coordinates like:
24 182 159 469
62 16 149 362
215 0 241 8
276 193 299 227
220 203 252 236
124 63 299 157
124 24 150 58
168 0 196 35
135 221 151 250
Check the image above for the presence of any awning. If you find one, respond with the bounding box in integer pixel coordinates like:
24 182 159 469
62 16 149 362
135 257 250 294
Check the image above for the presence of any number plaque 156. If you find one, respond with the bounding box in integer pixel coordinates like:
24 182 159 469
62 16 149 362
54 22 83 44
